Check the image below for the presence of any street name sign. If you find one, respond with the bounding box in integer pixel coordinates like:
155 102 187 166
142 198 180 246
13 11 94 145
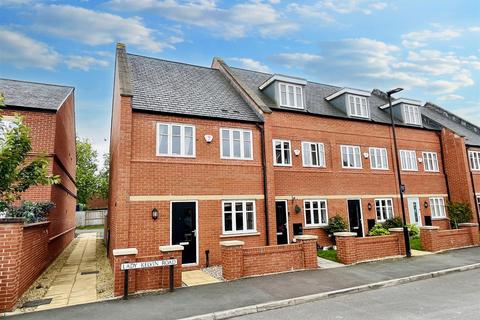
121 259 177 270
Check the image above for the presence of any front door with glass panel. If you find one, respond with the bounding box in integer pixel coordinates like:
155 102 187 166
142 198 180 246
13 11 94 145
171 202 197 265
408 197 422 226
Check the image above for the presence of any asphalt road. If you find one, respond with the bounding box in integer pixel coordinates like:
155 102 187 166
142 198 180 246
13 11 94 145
236 268 480 320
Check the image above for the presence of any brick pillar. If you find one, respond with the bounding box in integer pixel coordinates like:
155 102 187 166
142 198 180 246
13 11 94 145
112 248 138 296
0 219 24 312
388 228 406 255
333 232 357 265
159 245 184 289
420 226 440 252
220 241 244 280
458 223 480 246
294 235 318 269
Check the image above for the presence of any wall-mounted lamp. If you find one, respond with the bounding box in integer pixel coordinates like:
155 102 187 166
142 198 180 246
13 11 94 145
424 201 429 209
368 203 372 211
152 208 159 220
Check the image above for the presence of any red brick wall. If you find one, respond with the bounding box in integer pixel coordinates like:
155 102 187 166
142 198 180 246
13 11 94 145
420 225 479 252
336 230 406 265
221 238 317 280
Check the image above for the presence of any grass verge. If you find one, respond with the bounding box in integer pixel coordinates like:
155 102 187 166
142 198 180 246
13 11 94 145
77 225 104 230
410 237 422 251
317 249 339 262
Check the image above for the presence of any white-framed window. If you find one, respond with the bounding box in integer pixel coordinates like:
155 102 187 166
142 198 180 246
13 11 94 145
273 139 292 166
422 152 439 172
0 119 16 145
279 82 304 109
156 123 195 157
430 197 446 218
302 142 325 167
403 104 422 125
347 95 369 118
222 200 256 234
220 128 253 160
477 196 480 213
304 200 328 227
375 198 394 222
341 145 362 169
400 150 418 171
469 151 480 171
369 147 388 170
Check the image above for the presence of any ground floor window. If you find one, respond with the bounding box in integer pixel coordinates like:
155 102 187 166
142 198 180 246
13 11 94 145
222 200 256 234
304 200 328 227
430 197 446 218
375 198 394 222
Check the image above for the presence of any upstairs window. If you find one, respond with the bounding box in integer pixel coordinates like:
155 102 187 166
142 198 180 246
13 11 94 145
304 200 328 227
279 83 304 109
341 145 362 169
157 123 195 157
430 197 446 218
403 104 422 125
375 198 394 222
422 152 439 172
0 119 16 145
302 142 325 167
369 147 388 170
273 139 292 166
347 95 369 118
221 128 253 160
400 150 418 171
469 151 480 171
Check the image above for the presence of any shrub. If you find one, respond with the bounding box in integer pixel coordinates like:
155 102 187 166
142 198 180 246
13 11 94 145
5 201 54 224
407 224 420 238
368 224 390 236
447 202 473 229
325 214 348 235
382 217 403 229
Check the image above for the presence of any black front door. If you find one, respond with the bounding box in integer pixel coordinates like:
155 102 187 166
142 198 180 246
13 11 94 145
275 201 288 245
172 202 197 264
348 200 363 237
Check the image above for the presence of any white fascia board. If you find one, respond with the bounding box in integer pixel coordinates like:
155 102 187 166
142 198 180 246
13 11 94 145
325 88 371 101
258 74 307 90
379 98 423 109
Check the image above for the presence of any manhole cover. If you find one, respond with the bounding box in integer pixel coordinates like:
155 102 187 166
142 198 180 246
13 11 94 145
22 298 52 308
80 271 99 275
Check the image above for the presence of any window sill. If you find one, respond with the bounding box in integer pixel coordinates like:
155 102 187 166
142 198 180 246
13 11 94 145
304 225 327 229
431 217 449 221
220 232 260 238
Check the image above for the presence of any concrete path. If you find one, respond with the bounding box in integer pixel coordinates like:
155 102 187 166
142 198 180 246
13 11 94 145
316 256 344 269
35 233 98 311
182 270 221 287
10 246 480 320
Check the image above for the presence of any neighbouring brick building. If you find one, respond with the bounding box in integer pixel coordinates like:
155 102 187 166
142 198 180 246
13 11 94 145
108 44 480 275
0 78 77 260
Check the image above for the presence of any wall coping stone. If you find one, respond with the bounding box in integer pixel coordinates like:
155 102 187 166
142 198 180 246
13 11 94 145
0 218 24 224
420 226 440 230
388 228 404 232
24 221 51 228
220 240 245 247
458 223 479 227
159 245 184 252
113 248 138 256
333 232 357 237
294 235 318 240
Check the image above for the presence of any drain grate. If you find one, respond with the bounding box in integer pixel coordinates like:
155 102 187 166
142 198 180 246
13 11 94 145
80 270 99 275
22 298 52 308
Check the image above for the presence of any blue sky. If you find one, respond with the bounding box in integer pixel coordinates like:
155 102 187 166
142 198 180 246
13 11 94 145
1 0 479 163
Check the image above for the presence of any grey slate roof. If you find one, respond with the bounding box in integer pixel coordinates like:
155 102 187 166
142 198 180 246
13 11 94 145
0 78 73 111
126 54 261 122
230 67 437 129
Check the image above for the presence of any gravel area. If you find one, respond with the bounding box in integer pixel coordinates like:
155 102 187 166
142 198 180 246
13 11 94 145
201 265 224 281
96 239 114 299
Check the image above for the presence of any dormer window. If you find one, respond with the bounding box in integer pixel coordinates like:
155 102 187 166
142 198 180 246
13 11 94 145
403 104 421 125
279 83 304 109
347 95 369 118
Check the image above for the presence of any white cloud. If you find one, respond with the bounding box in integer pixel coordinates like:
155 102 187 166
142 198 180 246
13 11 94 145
437 94 464 101
228 58 270 73
272 52 322 68
451 106 480 127
0 28 59 70
0 0 31 6
33 4 181 52
402 28 461 48
107 0 298 39
65 55 110 71
286 3 335 23
319 0 388 15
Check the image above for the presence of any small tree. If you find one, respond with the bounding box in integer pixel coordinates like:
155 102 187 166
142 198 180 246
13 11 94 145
447 202 473 229
97 153 109 200
76 138 100 205
0 98 60 212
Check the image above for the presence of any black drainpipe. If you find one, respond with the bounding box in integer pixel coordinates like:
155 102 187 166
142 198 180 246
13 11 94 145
257 123 270 246
466 147 480 227
438 132 451 203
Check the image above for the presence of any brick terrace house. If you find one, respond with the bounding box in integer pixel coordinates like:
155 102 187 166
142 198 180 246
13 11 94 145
0 79 77 259
108 44 480 270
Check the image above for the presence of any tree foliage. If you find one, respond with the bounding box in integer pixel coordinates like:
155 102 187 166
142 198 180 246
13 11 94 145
0 109 60 211
76 138 100 205
97 153 109 200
